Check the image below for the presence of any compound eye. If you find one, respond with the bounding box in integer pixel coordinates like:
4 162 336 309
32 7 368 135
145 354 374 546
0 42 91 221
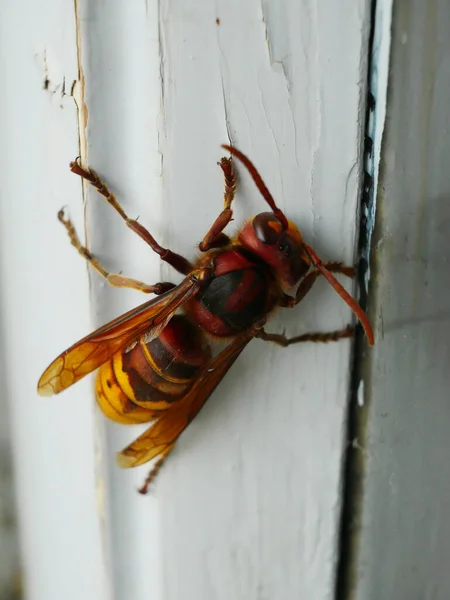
253 212 282 245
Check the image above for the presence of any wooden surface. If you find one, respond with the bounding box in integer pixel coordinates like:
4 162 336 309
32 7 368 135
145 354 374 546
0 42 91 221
1 1 373 599
352 1 450 599
79 1 371 598
0 1 108 599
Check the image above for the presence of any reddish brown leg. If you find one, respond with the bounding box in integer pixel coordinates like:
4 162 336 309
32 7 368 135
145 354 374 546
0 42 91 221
58 209 175 295
138 443 175 495
199 157 237 251
256 325 354 347
280 262 355 308
70 159 193 275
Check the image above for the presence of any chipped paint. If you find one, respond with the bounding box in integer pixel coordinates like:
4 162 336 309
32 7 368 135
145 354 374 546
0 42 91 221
259 0 300 169
362 0 393 293
73 0 88 165
215 30 232 145
157 0 166 177
357 379 365 407
72 5 113 598
40 48 76 107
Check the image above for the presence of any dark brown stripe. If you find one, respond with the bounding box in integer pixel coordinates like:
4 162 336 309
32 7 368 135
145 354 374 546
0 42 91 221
121 344 185 404
146 336 202 380
104 360 142 414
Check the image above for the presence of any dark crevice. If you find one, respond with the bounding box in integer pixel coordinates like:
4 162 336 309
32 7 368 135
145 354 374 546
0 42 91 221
334 0 378 599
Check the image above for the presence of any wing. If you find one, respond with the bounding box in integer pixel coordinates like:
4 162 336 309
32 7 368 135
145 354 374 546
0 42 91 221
38 275 202 396
116 330 256 468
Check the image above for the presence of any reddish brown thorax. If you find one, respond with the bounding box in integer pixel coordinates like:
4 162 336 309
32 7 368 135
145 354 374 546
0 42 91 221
188 247 277 337
237 212 311 291
185 212 312 339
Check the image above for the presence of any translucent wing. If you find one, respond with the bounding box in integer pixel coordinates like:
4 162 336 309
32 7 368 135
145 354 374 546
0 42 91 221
38 275 202 396
117 331 256 468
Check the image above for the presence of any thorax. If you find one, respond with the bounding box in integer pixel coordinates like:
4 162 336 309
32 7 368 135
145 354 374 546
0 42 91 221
187 246 280 337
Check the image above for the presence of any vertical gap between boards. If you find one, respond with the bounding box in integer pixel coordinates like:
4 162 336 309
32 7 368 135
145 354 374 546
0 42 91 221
334 0 380 598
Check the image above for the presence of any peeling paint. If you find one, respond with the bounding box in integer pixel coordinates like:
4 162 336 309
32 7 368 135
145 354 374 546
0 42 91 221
157 0 166 179
219 72 232 144
259 0 300 170
42 48 50 90
357 380 364 407
257 73 285 203
362 0 393 293
260 0 274 66
215 21 232 144
157 0 166 123
73 0 88 165
71 4 113 596
40 48 75 105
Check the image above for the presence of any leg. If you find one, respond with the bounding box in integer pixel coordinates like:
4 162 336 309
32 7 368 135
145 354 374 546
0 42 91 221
256 325 354 346
199 157 237 251
280 262 355 308
70 159 193 275
58 209 176 295
138 443 175 495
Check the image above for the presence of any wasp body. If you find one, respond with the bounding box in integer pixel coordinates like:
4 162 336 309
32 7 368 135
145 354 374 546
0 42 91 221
38 146 373 493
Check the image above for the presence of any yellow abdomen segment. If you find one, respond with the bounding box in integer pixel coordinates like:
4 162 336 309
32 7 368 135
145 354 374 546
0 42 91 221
96 359 156 424
95 315 212 425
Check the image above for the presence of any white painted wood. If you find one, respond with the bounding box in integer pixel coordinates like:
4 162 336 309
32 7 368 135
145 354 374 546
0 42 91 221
1 0 372 598
354 1 450 598
77 1 372 599
0 2 109 599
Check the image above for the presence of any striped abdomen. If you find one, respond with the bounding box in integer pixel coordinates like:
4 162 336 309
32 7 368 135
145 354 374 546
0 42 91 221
96 315 211 424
